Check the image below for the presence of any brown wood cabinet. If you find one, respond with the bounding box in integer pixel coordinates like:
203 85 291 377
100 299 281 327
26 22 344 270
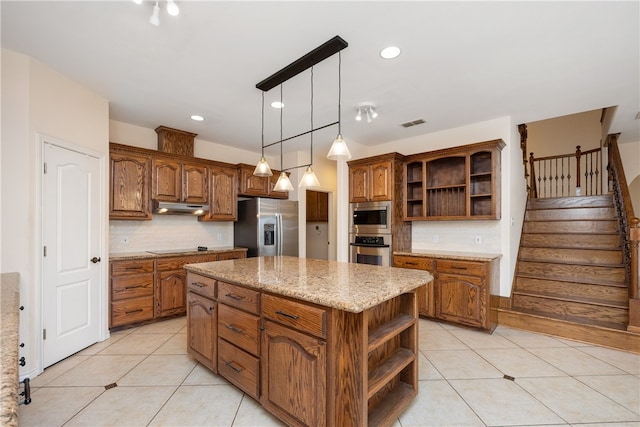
306 190 329 222
110 250 246 329
199 164 238 221
348 156 398 203
404 139 505 220
187 289 217 371
237 163 288 199
152 159 209 204
393 253 500 331
110 259 155 327
109 150 152 220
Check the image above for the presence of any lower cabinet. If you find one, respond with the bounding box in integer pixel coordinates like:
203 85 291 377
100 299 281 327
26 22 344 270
187 291 217 371
393 253 499 331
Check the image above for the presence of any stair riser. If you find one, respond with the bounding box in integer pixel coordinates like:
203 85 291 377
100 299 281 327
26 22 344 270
514 277 628 304
528 195 613 209
523 220 618 234
525 207 615 221
512 294 628 327
519 247 623 265
520 233 621 249
517 261 626 286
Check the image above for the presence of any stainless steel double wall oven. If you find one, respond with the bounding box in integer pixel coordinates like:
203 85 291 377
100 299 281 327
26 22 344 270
349 200 392 267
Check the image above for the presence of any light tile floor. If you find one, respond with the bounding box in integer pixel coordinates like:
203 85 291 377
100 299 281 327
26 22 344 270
19 317 640 427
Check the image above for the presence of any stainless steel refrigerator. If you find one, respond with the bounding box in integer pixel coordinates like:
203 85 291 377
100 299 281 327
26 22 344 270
234 198 299 258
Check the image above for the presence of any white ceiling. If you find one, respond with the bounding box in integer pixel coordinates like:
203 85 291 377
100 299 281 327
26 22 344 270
2 1 639 157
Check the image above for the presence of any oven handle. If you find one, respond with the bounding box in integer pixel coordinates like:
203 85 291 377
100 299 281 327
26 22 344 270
349 243 390 248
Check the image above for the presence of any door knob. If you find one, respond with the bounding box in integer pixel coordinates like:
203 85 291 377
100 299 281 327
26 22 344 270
90 257 101 264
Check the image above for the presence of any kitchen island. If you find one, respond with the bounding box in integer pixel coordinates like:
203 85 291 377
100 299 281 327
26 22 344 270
184 256 433 427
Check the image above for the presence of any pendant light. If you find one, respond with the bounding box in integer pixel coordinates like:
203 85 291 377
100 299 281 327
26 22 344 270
299 66 321 188
273 84 294 192
253 91 273 177
327 51 352 160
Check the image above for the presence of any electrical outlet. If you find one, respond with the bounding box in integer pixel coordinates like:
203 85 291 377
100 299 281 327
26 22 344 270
433 234 439 243
475 235 482 244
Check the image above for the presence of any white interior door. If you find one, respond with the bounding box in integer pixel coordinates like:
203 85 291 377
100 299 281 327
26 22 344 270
43 142 101 368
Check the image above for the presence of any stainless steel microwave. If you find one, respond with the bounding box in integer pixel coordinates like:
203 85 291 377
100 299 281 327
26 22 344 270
349 201 392 234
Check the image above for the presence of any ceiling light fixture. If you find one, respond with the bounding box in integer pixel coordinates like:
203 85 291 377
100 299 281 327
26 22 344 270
190 115 204 121
166 0 180 16
380 46 401 59
253 91 273 177
271 101 284 109
149 2 160 26
254 36 349 185
327 51 352 160
355 103 378 123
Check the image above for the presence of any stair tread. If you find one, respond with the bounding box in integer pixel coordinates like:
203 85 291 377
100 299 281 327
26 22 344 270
518 257 624 268
515 271 627 288
512 290 629 309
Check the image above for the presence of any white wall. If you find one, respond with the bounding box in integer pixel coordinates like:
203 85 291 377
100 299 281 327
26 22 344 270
1 49 109 378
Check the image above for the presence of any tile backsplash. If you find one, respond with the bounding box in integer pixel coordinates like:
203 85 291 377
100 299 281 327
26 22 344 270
109 215 234 253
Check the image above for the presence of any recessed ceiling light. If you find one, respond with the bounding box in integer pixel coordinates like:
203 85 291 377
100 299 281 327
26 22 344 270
271 101 284 109
380 46 401 59
190 115 205 121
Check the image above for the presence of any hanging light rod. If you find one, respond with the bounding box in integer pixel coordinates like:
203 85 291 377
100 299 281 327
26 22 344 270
262 120 339 149
256 35 348 91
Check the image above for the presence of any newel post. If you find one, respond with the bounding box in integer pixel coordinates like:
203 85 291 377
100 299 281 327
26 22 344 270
628 217 640 333
528 152 537 198
575 145 582 196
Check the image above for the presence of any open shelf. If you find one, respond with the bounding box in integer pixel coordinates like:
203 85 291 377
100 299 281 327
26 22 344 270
367 347 415 398
367 381 417 427
368 314 415 352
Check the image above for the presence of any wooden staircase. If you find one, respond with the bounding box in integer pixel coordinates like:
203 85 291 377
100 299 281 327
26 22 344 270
511 194 630 331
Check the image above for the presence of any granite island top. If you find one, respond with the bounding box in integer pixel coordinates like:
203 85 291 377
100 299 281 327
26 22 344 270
394 249 502 262
109 246 248 261
1 272 20 427
185 256 433 313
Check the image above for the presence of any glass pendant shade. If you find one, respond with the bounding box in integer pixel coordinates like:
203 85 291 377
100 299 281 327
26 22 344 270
299 166 321 188
327 134 352 160
273 171 294 192
253 156 273 177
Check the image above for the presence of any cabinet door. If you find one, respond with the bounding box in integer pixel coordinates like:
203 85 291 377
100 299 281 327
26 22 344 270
306 190 319 222
261 320 326 427
187 292 217 372
435 273 486 328
316 191 328 222
156 269 187 317
238 165 269 196
349 164 369 203
109 152 151 220
207 166 237 221
369 160 392 201
183 163 209 204
152 159 181 202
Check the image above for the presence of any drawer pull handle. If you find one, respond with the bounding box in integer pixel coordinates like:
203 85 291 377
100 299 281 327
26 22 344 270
124 285 144 290
225 293 244 301
406 261 418 266
451 266 467 270
225 324 243 334
191 282 205 288
275 310 299 320
125 309 144 314
225 361 244 373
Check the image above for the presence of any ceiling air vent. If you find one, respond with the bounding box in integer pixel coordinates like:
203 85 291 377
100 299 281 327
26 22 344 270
401 119 426 128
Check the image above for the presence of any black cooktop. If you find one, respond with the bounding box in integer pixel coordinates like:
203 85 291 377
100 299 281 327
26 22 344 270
146 246 208 255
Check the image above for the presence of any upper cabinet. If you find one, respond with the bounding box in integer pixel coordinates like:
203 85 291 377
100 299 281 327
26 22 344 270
152 159 209 204
403 139 505 221
109 149 152 220
348 153 404 203
199 164 238 222
237 163 289 199
306 190 328 222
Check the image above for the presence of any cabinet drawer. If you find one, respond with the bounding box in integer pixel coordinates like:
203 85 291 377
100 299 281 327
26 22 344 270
187 273 216 299
111 259 154 276
218 304 260 356
393 255 434 270
217 250 246 261
436 259 486 277
218 281 260 314
157 254 219 271
218 338 259 399
262 294 326 339
111 297 154 327
111 274 154 301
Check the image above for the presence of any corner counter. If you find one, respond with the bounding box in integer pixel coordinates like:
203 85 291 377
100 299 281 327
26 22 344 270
184 256 433 427
1 273 20 427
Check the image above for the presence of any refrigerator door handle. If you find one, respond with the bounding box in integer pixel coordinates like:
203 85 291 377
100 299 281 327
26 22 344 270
276 213 281 256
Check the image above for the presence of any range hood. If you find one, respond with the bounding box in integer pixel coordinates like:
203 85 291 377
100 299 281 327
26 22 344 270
153 201 209 216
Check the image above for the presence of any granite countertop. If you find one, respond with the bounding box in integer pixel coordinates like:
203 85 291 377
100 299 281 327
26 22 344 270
185 256 433 313
1 272 20 427
109 247 248 261
393 249 502 261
